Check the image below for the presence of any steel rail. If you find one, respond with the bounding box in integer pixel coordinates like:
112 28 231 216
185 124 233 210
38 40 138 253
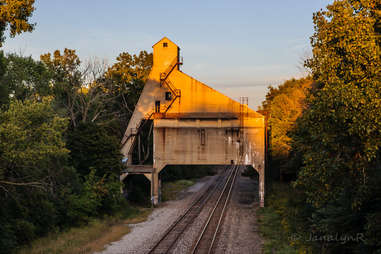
208 165 239 253
147 166 234 254
190 164 239 254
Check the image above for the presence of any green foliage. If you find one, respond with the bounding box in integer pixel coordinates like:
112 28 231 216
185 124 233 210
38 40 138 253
0 52 53 108
0 98 69 189
40 49 94 127
2 53 53 102
260 77 313 180
106 50 153 84
268 79 312 158
0 22 151 253
0 99 125 253
67 169 122 223
258 183 313 254
105 51 153 138
0 99 74 253
259 2 381 253
67 122 123 177
295 0 381 209
161 179 194 201
285 0 381 253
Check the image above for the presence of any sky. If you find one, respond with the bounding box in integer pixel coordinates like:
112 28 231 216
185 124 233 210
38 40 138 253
3 0 332 109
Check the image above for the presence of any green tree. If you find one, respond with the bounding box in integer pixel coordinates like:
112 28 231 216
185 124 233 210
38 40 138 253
259 77 313 180
0 51 7 106
106 50 152 84
0 0 35 46
290 0 381 252
105 51 153 138
0 98 73 253
0 53 53 108
40 49 84 126
41 49 118 127
297 0 381 210
67 122 123 177
0 98 69 191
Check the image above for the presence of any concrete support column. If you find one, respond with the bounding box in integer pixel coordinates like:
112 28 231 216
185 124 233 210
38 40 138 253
151 170 160 206
259 169 265 207
120 173 128 194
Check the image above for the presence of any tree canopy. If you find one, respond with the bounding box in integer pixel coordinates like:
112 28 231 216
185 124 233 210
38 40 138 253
295 0 381 209
0 98 69 193
282 0 381 252
0 46 151 253
261 1 381 253
0 0 35 46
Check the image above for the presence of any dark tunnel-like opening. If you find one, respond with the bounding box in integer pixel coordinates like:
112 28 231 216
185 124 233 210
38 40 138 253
242 165 259 181
159 165 221 182
131 119 154 165
123 174 151 206
238 165 260 204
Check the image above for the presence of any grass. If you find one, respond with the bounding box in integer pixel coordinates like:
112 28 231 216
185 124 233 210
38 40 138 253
257 182 299 254
161 179 195 201
257 207 299 254
17 206 152 254
17 178 198 254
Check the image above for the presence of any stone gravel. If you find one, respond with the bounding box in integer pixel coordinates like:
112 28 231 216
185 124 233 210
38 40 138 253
213 169 263 254
95 175 217 254
96 167 263 254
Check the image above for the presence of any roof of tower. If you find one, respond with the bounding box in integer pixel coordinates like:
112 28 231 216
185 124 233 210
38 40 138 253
152 37 179 48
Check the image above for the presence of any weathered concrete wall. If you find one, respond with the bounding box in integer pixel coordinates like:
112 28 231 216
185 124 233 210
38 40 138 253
120 79 162 157
121 37 266 206
153 118 265 206
154 126 265 168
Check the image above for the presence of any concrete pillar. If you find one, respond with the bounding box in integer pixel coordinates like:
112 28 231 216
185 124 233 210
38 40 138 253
151 170 159 205
120 173 128 193
259 167 265 207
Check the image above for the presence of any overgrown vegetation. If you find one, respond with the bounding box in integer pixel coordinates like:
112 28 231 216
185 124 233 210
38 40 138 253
1 0 380 253
16 206 152 254
160 165 217 202
161 179 195 202
258 183 314 254
0 9 154 251
259 77 313 180
259 1 381 253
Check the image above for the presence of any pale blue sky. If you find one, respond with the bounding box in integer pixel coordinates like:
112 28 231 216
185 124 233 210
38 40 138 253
3 0 331 109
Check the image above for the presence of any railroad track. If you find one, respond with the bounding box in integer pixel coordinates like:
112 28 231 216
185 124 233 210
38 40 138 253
147 165 236 254
190 164 239 254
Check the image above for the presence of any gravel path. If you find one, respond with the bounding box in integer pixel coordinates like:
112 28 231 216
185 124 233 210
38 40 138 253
95 175 217 254
96 168 263 254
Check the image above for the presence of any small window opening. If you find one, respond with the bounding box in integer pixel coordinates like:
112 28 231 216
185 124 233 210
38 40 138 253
163 42 168 47
155 101 160 113
200 129 206 146
165 92 172 101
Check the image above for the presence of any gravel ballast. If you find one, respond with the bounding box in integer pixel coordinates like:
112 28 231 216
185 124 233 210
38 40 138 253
213 169 263 253
96 168 263 254
96 175 217 254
